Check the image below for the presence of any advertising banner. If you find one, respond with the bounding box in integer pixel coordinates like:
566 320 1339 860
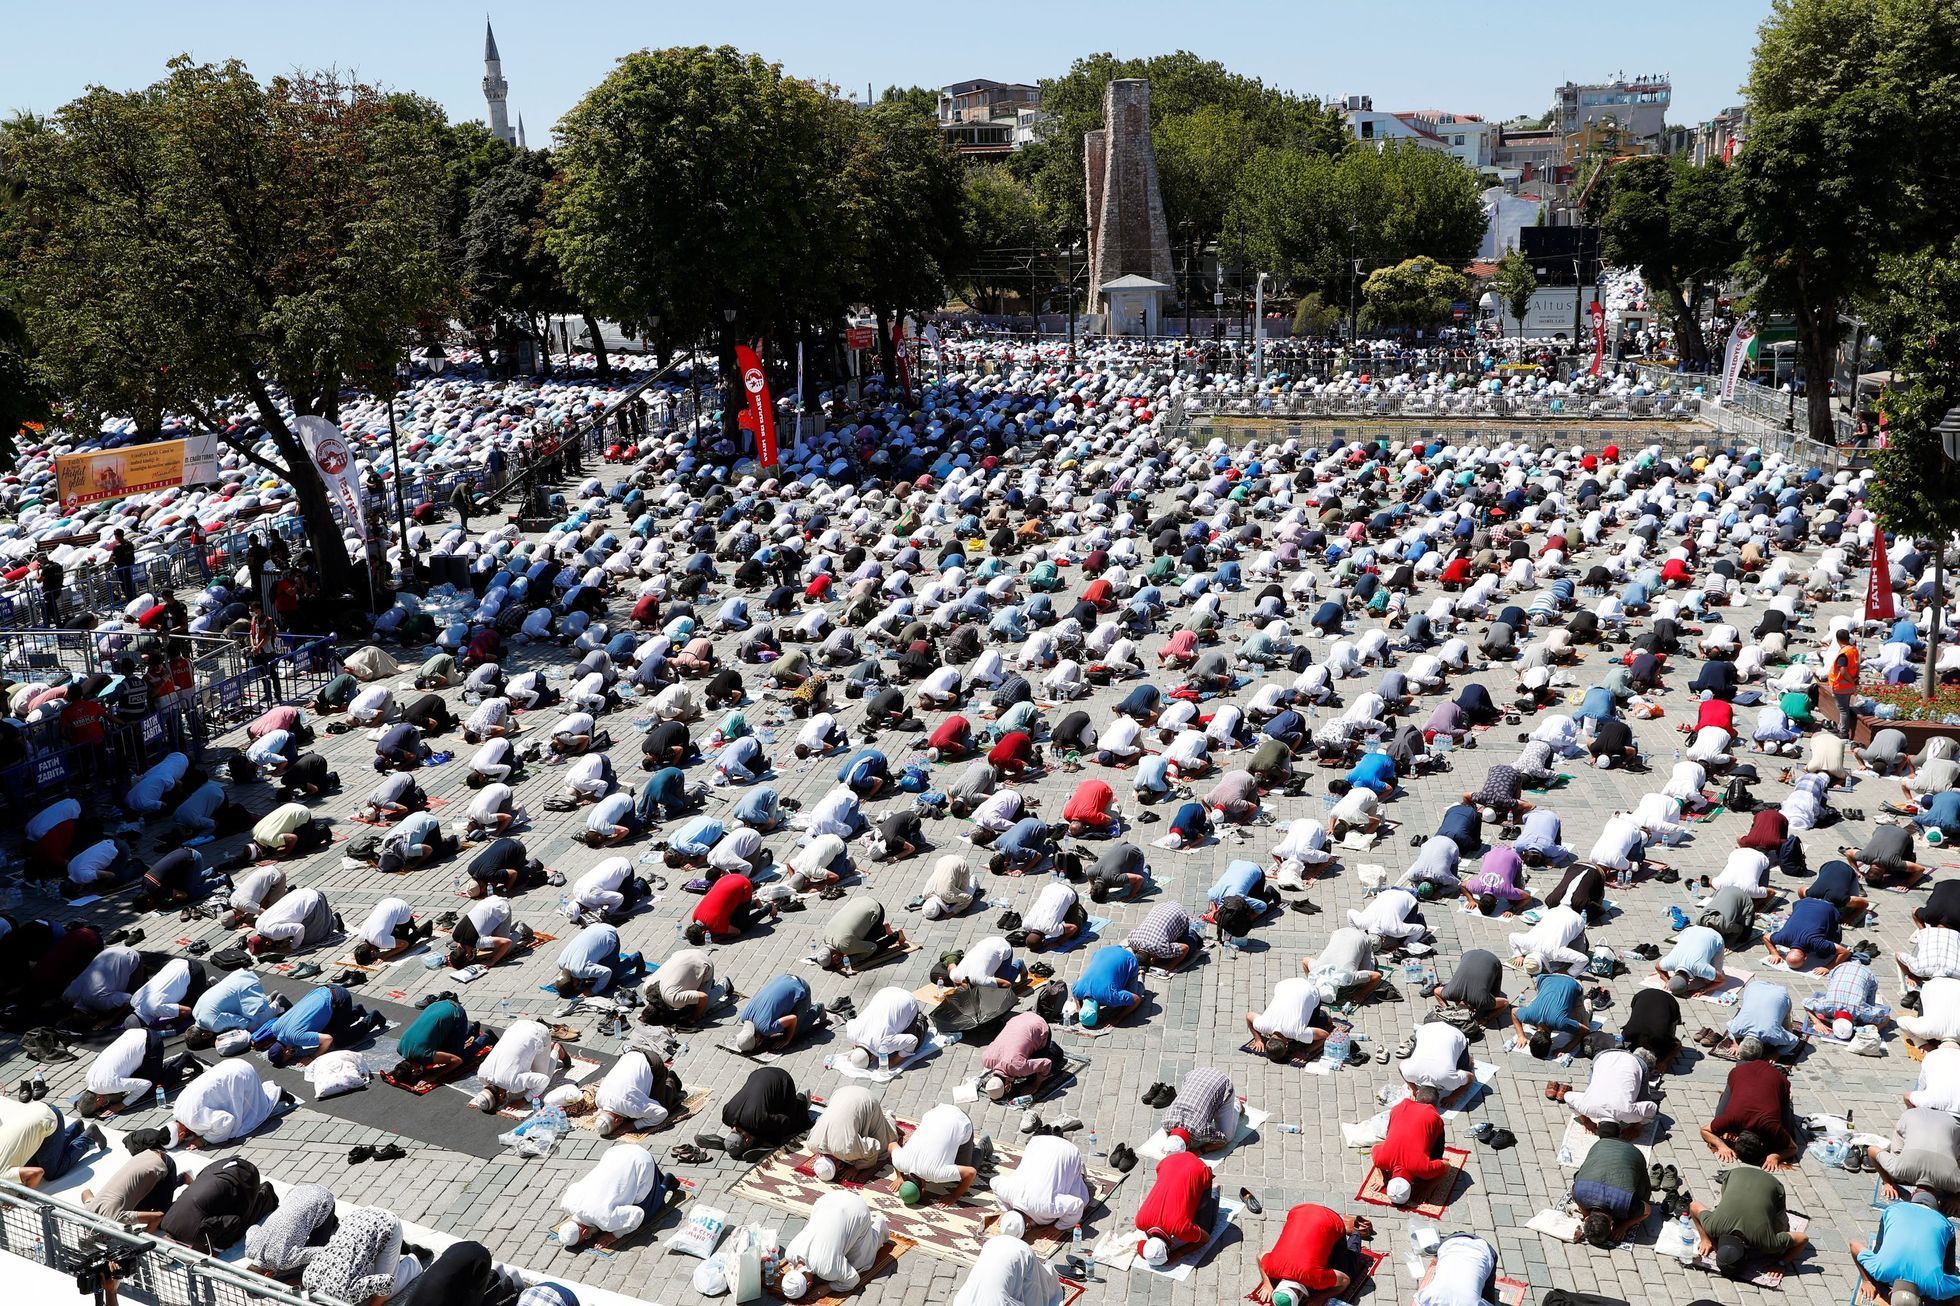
1865 526 1897 622
293 415 367 539
55 440 187 509
734 344 779 469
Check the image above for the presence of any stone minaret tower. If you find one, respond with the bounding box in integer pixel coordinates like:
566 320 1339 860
483 20 514 147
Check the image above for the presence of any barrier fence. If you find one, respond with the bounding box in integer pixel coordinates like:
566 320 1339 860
0 632 341 815
0 1178 345 1306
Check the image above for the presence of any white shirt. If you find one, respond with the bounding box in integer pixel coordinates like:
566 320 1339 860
892 1103 974 1186
1251 977 1322 1041
86 1028 155 1103
356 898 414 950
130 959 193 1026
1023 883 1078 940
952 937 1016 986
845 986 920 1057
469 783 517 825
1414 1236 1498 1306
230 867 284 912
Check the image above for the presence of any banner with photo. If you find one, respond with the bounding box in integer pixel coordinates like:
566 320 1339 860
55 440 187 509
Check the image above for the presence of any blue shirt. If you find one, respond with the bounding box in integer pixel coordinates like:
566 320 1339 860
1774 897 1839 947
1517 973 1585 1033
1515 811 1563 856
731 788 780 827
995 817 1049 860
671 815 723 856
838 749 887 786
1858 1200 1960 1299
1728 980 1794 1043
1072 946 1141 1006
255 985 339 1052
739 974 808 1035
1169 802 1209 839
557 924 623 988
194 971 275 1034
1208 860 1264 905
1921 791 1960 834
1347 752 1397 795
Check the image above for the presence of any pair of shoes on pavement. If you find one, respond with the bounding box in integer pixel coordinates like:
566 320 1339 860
1141 1082 1175 1108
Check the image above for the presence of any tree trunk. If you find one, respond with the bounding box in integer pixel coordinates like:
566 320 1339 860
719 319 742 451
582 310 612 381
1662 284 1701 372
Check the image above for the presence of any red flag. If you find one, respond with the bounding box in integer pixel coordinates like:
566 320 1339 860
1866 526 1896 622
1588 300 1607 377
734 343 778 469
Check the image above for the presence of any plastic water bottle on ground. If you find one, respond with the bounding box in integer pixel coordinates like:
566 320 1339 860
153 1083 166 1110
1088 1126 1102 1155
1275 1122 1303 1134
499 997 512 1019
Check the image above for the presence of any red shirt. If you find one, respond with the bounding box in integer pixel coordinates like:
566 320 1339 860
1708 1060 1795 1153
692 874 754 936
1082 578 1114 610
803 575 832 602
988 731 1034 769
631 594 661 623
1738 809 1790 853
927 716 971 752
1440 558 1472 585
1132 1150 1213 1247
1369 1098 1447 1182
1260 1204 1347 1292
61 698 108 747
1695 699 1735 733
1063 780 1114 824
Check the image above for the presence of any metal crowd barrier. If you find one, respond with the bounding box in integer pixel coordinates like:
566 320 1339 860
0 632 341 813
0 1177 347 1306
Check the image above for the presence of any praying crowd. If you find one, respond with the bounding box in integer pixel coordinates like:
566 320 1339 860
0 341 1947 1306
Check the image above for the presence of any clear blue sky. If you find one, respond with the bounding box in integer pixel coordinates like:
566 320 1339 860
4 1 1771 140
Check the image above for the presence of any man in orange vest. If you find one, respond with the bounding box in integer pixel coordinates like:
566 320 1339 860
1827 628 1862 734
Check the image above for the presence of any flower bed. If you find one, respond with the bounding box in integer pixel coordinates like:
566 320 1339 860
1864 682 1960 725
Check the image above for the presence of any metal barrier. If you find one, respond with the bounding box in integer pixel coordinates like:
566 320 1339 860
1179 389 1701 422
0 1177 347 1306
0 633 342 814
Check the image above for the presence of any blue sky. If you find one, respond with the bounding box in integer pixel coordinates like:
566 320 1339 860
4 1 1771 141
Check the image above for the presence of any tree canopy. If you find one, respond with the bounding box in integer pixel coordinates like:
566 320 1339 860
1597 156 1739 369
1490 252 1537 338
1 57 452 592
1361 256 1469 332
1222 142 1486 298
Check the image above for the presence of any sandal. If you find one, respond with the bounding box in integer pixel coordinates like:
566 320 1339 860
1393 1036 1415 1060
347 1145 374 1164
372 1143 407 1161
670 1143 712 1164
1544 1082 1569 1101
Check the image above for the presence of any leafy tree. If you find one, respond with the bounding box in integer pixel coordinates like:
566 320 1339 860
1154 105 1258 257
1360 256 1469 332
1490 251 1537 338
0 284 46 470
1290 292 1341 337
959 166 1058 312
1 58 452 596
1026 51 1346 250
462 150 570 377
836 102 968 383
1599 156 1739 369
550 47 847 444
1223 143 1486 299
878 85 940 118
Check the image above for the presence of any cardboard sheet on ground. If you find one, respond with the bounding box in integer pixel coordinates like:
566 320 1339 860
1137 1105 1270 1162
831 1033 958 1083
1094 1197 1239 1282
1642 967 1751 1004
567 1085 711 1141
1528 1208 1583 1241
731 1124 1124 1267
1557 1115 1657 1167
1354 1146 1469 1217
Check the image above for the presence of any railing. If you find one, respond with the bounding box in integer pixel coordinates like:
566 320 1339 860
1177 388 1701 422
0 1178 347 1306
0 632 341 814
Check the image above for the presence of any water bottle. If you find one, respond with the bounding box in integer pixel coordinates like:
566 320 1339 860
559 892 571 916
452 873 462 892
1010 1094 1035 1109
1080 1224 1095 1280
153 1083 166 1110
1072 1224 1084 1270
1087 1126 1102 1155
1275 1122 1303 1134
499 996 512 1020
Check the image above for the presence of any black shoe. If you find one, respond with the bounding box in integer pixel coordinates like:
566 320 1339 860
1109 1143 1137 1173
348 1144 374 1164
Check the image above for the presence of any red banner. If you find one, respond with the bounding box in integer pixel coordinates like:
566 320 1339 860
1866 526 1897 622
844 326 875 351
734 343 778 469
1588 301 1607 377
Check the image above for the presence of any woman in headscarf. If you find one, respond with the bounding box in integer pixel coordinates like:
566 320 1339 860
303 1205 420 1302
557 1143 680 1252
780 1190 888 1299
389 1240 496 1306
154 1157 277 1254
806 1085 899 1177
953 1235 1065 1306
244 1182 338 1278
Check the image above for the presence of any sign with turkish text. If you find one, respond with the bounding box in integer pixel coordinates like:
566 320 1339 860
844 327 876 351
1866 528 1897 622
293 415 368 539
1720 317 1757 402
55 440 187 510
734 344 779 470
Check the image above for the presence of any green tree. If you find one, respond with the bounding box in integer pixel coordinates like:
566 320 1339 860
959 166 1058 312
1 59 452 596
1290 292 1341 337
462 150 570 377
1361 256 1469 332
878 85 940 117
1599 156 1740 369
1223 143 1485 300
1026 51 1346 251
1490 251 1537 339
550 47 847 444
1154 105 1258 256
837 102 969 384
0 284 47 470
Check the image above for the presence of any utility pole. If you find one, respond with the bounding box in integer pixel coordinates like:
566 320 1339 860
1254 272 1271 384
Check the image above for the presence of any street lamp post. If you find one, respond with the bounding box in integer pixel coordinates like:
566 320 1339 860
384 365 414 590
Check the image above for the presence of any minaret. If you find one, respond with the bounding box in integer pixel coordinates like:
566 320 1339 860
517 115 527 151
483 19 514 147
